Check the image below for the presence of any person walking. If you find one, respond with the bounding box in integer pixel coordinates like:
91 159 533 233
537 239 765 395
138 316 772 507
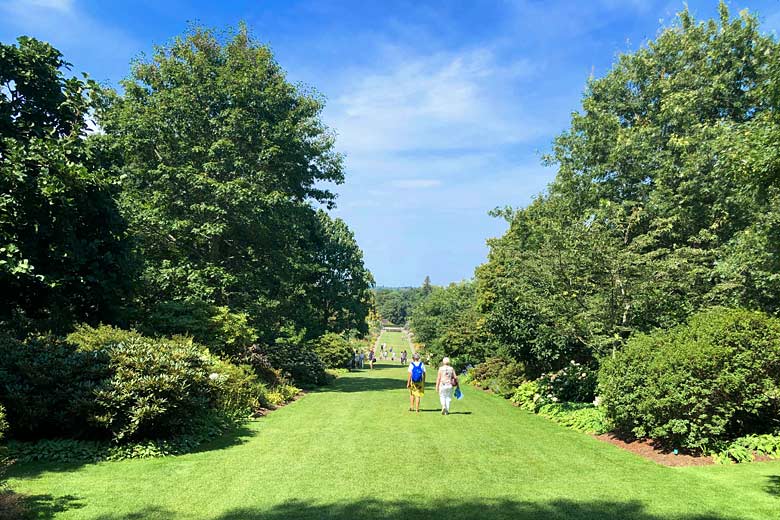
435 357 457 415
406 353 426 413
400 350 407 365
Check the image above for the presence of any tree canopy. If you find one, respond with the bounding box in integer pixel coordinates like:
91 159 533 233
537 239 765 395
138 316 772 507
472 4 780 374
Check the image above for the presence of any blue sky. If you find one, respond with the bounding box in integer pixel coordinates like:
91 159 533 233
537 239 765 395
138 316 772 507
2 0 780 287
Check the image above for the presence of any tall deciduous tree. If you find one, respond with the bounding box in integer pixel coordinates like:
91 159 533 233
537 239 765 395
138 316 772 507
98 25 370 340
477 4 780 371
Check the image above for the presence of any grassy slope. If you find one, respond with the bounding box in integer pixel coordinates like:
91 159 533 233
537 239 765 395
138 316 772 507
8 331 779 519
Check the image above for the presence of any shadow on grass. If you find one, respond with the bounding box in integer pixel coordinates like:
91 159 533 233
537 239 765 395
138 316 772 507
19 493 85 519
767 475 780 497
209 498 744 520
6 424 257 480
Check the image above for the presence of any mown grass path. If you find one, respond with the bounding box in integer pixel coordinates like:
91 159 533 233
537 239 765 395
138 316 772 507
8 331 780 519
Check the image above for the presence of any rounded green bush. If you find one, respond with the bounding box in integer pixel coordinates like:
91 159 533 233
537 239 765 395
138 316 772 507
598 307 780 452
259 338 327 387
0 332 109 439
311 333 353 369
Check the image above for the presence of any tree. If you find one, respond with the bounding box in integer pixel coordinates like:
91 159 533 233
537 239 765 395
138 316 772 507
304 211 374 336
477 4 780 371
0 37 132 332
421 276 432 296
97 25 368 341
410 282 492 367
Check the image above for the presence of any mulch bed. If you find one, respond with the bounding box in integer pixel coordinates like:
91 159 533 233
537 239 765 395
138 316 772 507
594 433 778 466
595 433 714 466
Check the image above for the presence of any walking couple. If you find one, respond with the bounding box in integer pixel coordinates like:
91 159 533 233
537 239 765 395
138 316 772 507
406 353 459 415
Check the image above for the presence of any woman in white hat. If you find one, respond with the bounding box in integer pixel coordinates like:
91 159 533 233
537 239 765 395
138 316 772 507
435 357 457 415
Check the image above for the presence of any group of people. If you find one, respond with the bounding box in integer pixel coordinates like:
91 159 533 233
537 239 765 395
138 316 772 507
361 341 460 414
406 353 459 415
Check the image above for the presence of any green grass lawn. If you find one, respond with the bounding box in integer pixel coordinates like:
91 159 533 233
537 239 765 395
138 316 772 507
7 330 779 519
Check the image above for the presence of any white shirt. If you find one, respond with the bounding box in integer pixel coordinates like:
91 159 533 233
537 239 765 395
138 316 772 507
408 361 426 374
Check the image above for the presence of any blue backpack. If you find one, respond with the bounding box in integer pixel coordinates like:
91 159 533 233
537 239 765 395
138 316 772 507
411 362 424 383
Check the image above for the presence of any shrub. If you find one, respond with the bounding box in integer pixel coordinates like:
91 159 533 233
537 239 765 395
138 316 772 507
0 404 6 441
238 343 283 385
468 357 526 397
258 334 327 387
69 326 216 442
207 359 266 420
599 307 780 452
536 361 597 404
537 402 609 435
0 332 108 439
143 299 257 358
511 380 542 412
311 333 353 369
264 383 300 407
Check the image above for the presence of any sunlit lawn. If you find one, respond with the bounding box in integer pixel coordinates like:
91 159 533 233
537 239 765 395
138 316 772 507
8 331 779 519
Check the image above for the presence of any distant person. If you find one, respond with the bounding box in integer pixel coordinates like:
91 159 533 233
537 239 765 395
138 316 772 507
391 350 396 362
436 357 457 415
400 350 407 365
406 353 426 413
359 351 365 369
369 349 375 370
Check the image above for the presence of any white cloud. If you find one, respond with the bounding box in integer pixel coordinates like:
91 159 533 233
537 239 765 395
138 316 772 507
4 0 74 12
326 46 547 155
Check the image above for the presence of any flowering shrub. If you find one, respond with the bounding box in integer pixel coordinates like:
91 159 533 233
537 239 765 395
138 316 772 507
536 361 597 404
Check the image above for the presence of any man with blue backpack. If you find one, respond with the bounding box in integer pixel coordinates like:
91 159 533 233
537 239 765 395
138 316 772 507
406 352 426 413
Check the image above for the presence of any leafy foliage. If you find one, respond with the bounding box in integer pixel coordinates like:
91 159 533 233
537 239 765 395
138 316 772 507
0 331 108 439
536 403 609 435
476 4 780 375
468 357 526 397
536 361 597 404
510 380 542 412
258 330 327 387
713 434 780 464
374 285 425 325
98 25 371 343
409 282 493 370
68 325 218 441
142 299 257 359
311 332 352 369
0 36 132 333
598 308 780 452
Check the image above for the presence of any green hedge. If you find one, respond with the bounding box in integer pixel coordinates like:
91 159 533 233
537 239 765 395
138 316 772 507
599 307 780 452
311 333 353 369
